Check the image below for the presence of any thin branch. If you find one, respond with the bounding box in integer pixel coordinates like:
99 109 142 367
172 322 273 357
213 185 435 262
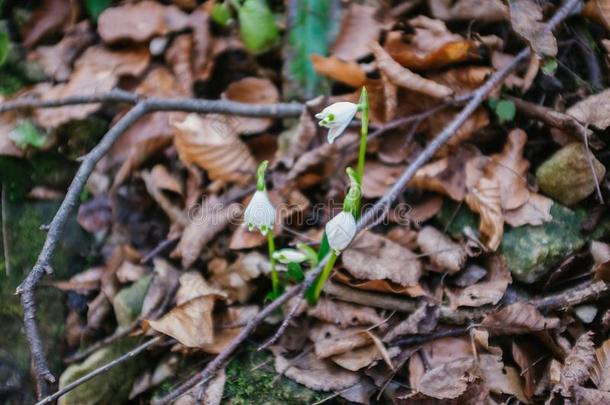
258 296 304 351
0 89 139 113
64 323 139 364
531 280 610 311
36 336 161 405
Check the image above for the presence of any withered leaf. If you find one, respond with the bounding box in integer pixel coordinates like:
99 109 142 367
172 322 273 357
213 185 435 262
310 54 367 88
508 0 557 58
592 337 610 391
572 386 610 404
465 176 503 251
416 357 478 399
503 193 553 227
307 298 384 328
342 231 422 287
331 4 385 61
172 113 257 186
556 332 595 397
208 252 270 304
429 0 508 22
370 42 453 98
174 368 225 405
478 353 529 403
481 302 560 335
417 226 467 274
22 0 77 48
311 323 373 359
383 303 439 342
221 77 280 134
362 160 406 199
567 88 610 131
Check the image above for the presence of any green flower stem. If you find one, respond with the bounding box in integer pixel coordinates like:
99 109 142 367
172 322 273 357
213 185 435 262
267 231 279 296
312 250 338 302
355 87 369 216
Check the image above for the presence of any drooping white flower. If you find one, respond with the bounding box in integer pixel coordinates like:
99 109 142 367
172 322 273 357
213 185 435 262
325 211 357 252
244 190 276 235
272 249 307 264
315 102 358 144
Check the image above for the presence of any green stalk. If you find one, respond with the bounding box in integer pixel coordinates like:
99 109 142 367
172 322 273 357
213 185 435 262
355 87 369 216
267 231 279 296
311 250 338 302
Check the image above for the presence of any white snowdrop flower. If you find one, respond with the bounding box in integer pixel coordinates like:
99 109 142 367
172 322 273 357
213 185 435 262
244 190 276 236
315 102 358 144
325 211 357 253
272 249 307 264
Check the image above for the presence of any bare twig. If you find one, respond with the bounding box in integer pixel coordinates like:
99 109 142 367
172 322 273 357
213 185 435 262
1 183 10 276
0 89 139 113
258 296 304 351
64 323 139 364
531 280 610 311
36 336 161 405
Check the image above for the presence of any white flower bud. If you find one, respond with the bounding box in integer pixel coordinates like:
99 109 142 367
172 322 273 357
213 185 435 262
325 211 357 252
244 190 276 235
315 102 358 144
272 249 307 264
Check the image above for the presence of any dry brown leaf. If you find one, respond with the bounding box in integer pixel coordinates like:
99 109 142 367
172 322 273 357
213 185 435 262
149 165 183 195
199 306 259 354
310 54 367 88
98 0 190 43
484 129 531 210
592 338 610 391
307 298 384 327
33 46 150 129
383 303 439 342
417 226 467 273
311 325 373 359
331 345 382 372
172 200 242 269
508 0 557 58
147 272 225 348
52 266 104 293
175 368 225 405
410 146 479 201
173 113 256 186
504 193 553 227
274 350 362 392
446 255 511 308
29 21 95 82
572 386 610 404
512 340 551 400
397 378 489 404
465 176 503 251
140 259 181 319
208 252 270 304
556 332 595 396
221 77 280 134
409 336 474 387
361 160 406 198
384 17 478 70
429 0 507 22
331 4 385 61
567 89 610 131
417 357 478 399
370 42 453 98
481 302 560 335
583 0 610 31
342 231 422 287
277 105 317 168
478 353 529 403
22 0 77 48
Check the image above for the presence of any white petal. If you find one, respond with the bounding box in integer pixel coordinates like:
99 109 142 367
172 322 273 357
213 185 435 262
325 211 357 252
244 191 276 234
272 249 307 264
327 119 351 143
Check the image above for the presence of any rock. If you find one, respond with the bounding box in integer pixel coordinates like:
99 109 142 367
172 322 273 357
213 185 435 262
112 275 152 327
500 204 586 283
58 338 144 405
536 143 606 206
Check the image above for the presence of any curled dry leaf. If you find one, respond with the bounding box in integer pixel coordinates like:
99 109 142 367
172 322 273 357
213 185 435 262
208 252 270 304
556 332 595 397
508 0 557 58
98 0 190 43
481 302 560 335
22 0 77 48
342 231 422 287
307 297 384 328
478 353 529 403
572 386 610 404
417 226 467 274
331 345 383 372
273 350 362 393
173 113 257 186
146 272 225 348
362 160 407 198
277 105 317 168
33 46 150 129
221 77 280 134
416 357 478 399
198 306 259 354
592 338 610 391
370 42 453 98
465 177 503 251
310 323 373 358
504 193 553 227
445 255 511 308
310 54 367 88
566 88 610 131
140 259 181 319
429 0 508 22
52 266 104 294
333 271 426 297
331 3 386 61
583 0 610 31
171 200 242 269
383 303 439 342
384 17 478 70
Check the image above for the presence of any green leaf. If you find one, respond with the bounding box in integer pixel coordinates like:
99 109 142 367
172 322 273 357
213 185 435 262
317 232 330 261
541 58 557 75
212 3 233 26
84 0 113 20
8 120 46 149
0 31 8 68
234 0 279 54
286 262 304 283
492 99 516 124
284 0 337 99
297 243 318 267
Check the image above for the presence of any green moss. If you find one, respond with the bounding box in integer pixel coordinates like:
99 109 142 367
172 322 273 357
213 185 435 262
224 349 325 405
